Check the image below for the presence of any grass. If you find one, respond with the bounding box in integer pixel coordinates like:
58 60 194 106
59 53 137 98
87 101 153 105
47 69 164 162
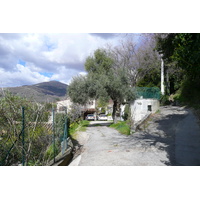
69 120 90 139
109 121 131 135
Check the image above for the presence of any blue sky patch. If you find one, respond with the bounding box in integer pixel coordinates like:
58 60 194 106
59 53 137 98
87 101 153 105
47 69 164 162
43 36 57 51
18 59 26 66
39 72 53 77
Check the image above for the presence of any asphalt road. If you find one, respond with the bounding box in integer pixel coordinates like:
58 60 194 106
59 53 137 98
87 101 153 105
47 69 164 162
70 106 200 166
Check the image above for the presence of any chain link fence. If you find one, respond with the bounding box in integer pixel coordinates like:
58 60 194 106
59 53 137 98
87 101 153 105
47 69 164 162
134 87 161 100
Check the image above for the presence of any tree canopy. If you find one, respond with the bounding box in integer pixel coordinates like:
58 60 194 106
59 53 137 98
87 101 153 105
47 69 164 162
68 48 135 123
155 33 200 104
156 33 200 80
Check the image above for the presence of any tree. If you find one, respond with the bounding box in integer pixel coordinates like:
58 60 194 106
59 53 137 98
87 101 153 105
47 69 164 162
68 75 89 105
155 33 200 80
109 35 161 88
68 48 134 123
155 33 200 104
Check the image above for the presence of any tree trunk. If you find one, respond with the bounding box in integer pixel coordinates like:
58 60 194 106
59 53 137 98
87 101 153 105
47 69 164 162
112 100 118 124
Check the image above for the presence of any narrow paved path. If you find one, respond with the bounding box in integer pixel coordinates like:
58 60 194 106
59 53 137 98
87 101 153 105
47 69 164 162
71 121 168 166
70 106 200 166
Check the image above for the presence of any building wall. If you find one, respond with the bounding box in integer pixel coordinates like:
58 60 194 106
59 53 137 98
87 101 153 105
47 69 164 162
57 99 73 112
130 99 160 123
57 99 96 113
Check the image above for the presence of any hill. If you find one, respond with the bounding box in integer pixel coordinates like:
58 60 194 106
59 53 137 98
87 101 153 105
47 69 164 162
4 81 68 102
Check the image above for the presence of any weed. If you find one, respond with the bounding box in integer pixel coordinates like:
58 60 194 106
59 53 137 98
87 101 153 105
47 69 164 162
69 120 89 139
109 121 130 135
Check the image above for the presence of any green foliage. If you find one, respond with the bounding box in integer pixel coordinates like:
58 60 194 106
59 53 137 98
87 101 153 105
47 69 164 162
160 95 171 106
68 103 82 123
156 33 200 106
44 102 56 111
137 67 161 87
68 75 89 105
122 104 130 121
79 120 90 132
156 33 200 80
171 34 200 79
68 48 135 123
55 113 69 139
0 92 53 166
85 49 114 74
69 120 89 138
44 141 60 162
110 121 130 135
97 98 109 109
173 78 200 107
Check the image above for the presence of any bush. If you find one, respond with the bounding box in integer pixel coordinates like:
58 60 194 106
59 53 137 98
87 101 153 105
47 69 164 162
0 92 53 166
122 104 130 121
160 95 171 106
44 141 60 162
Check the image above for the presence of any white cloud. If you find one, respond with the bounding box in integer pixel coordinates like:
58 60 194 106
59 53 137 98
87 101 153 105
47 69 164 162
79 72 88 76
50 66 85 85
0 33 121 87
0 64 50 87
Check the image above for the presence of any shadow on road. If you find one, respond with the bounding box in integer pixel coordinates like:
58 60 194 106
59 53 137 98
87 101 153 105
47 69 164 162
138 111 188 165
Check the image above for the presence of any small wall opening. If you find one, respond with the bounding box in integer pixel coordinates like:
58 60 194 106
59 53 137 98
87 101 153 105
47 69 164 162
147 105 152 112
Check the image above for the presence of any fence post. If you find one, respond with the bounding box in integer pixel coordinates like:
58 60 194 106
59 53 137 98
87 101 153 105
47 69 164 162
61 107 68 155
22 107 25 166
64 107 68 145
52 108 56 163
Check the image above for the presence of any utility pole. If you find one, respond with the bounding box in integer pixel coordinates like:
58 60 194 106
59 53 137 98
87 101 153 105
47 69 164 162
160 54 165 95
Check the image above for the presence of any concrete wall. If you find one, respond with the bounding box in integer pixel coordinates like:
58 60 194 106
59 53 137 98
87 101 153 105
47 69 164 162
57 99 97 113
57 99 73 112
130 98 160 124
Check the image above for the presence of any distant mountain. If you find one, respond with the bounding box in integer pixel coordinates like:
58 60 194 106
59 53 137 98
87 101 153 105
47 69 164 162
4 81 68 102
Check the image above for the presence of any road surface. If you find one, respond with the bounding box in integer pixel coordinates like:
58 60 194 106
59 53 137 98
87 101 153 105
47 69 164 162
70 106 200 166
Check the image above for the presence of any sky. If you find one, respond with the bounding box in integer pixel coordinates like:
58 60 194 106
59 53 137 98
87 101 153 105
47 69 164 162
0 0 198 89
0 33 124 87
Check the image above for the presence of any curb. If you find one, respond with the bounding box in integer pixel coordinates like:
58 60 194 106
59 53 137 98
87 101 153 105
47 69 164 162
69 155 82 166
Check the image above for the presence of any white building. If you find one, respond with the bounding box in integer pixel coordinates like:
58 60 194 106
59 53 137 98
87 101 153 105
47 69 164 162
130 97 160 129
57 98 97 115
57 98 73 112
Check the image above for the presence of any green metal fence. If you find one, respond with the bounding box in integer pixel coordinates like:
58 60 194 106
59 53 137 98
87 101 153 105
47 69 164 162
134 87 161 100
0 108 69 166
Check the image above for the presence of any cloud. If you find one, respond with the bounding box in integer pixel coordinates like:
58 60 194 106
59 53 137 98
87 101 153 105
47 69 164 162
0 64 50 87
90 33 118 39
0 33 23 40
50 66 85 85
0 33 121 87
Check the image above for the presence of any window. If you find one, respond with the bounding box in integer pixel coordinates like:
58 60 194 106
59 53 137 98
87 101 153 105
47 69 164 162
148 105 152 111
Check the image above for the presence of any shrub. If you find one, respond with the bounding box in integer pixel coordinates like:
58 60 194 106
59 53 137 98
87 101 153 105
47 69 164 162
122 104 130 121
160 95 171 106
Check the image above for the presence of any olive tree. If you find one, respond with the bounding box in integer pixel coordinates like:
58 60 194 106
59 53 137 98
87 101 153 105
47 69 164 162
68 48 134 123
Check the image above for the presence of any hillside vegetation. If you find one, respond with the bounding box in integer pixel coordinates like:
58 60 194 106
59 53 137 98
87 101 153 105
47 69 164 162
3 81 68 102
155 33 200 108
